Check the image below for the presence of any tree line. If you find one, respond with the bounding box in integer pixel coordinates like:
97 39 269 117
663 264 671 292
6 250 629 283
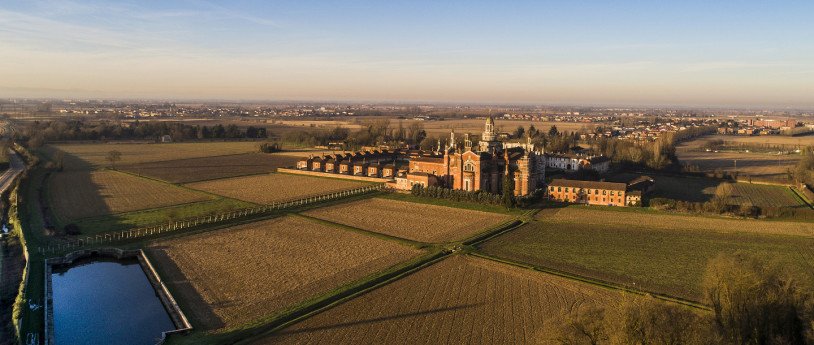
545 253 814 345
12 120 269 149
280 120 428 151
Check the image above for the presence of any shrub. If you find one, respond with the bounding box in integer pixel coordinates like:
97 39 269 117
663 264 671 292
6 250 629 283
64 223 81 235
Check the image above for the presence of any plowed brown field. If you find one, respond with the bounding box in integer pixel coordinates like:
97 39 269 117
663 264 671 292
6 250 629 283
302 198 512 242
48 170 211 220
42 142 261 170
258 255 616 344
147 216 420 331
119 153 300 183
183 173 369 204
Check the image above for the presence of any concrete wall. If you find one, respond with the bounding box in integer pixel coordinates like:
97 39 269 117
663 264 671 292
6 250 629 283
278 168 394 183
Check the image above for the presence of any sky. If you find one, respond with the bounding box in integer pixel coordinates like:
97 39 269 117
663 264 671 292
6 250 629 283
1 0 813 107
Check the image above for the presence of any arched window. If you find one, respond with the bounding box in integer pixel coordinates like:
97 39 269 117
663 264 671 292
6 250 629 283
464 162 475 172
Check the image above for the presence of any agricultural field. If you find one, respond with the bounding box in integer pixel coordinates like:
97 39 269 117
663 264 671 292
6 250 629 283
118 153 300 183
650 175 804 207
258 255 617 345
675 134 812 181
40 142 261 170
147 216 420 331
682 133 814 148
48 170 211 221
538 207 814 238
184 173 370 204
676 149 799 181
480 220 814 300
302 198 512 242
71 198 255 236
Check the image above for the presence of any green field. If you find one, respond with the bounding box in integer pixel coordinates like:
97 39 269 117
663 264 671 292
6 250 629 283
651 174 804 207
479 220 814 301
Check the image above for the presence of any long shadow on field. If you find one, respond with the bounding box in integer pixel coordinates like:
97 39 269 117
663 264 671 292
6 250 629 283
40 147 113 235
146 246 226 330
275 303 483 336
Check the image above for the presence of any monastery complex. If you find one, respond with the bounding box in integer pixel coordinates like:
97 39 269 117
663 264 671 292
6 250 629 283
294 116 655 205
297 116 546 196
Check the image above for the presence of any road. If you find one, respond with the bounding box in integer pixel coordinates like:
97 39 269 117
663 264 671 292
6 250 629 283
0 151 24 196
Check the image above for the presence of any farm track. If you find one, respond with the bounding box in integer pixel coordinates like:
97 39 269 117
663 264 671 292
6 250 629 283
538 207 814 238
184 173 370 205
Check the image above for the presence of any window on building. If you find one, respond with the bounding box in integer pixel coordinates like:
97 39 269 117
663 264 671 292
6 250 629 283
557 187 561 192
610 191 614 196
602 190 606 195
565 188 569 193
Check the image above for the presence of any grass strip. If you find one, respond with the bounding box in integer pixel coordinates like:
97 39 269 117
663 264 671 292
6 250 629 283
291 213 430 249
468 251 709 311
376 192 525 215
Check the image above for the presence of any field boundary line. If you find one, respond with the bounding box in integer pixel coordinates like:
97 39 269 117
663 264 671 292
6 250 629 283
290 213 429 249
460 219 525 246
375 192 524 216
467 252 710 311
118 152 259 166
172 171 273 184
107 168 231 199
226 250 452 345
275 169 382 184
555 203 814 224
788 187 813 209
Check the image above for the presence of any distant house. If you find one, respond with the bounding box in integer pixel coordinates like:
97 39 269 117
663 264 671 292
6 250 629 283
161 135 173 143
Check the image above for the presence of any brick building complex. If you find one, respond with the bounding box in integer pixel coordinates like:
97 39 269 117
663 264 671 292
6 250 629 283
547 176 654 207
297 117 546 196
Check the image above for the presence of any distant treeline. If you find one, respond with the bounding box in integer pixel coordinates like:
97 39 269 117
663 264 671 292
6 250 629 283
12 120 269 149
280 120 428 151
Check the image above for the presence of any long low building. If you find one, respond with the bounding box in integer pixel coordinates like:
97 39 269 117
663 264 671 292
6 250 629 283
547 176 654 207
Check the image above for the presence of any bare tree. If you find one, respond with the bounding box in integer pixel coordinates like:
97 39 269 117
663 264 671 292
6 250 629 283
106 150 121 169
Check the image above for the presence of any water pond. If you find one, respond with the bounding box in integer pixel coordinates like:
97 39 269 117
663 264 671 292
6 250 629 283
51 257 175 345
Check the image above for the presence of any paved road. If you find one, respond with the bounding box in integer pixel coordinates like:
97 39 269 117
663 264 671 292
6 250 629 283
0 151 24 196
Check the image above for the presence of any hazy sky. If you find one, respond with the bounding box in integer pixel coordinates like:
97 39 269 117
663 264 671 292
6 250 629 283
1 0 813 107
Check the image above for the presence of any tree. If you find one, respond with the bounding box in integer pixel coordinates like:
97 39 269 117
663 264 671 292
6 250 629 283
549 125 559 136
712 183 733 213
501 174 515 208
704 253 812 345
106 150 121 169
514 126 525 139
53 151 65 171
546 254 814 345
